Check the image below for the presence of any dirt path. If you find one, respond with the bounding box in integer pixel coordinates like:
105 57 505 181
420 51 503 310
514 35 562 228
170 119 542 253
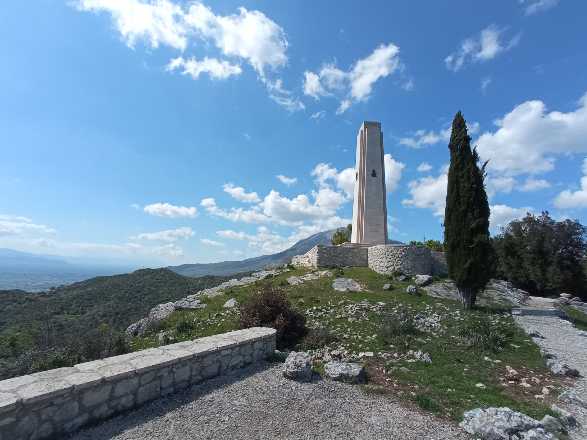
515 310 587 440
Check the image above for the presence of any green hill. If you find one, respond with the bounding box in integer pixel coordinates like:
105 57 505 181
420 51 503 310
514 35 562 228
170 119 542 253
0 268 232 379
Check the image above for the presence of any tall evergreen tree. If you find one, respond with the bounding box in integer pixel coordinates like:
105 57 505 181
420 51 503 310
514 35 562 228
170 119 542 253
444 112 493 309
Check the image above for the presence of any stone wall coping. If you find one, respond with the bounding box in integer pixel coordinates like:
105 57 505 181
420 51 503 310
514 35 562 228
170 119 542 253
0 327 276 414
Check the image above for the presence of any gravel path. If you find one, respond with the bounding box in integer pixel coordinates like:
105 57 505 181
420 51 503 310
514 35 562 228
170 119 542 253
515 313 587 440
70 363 469 440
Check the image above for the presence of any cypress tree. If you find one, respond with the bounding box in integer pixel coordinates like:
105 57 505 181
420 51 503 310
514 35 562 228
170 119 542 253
444 112 492 309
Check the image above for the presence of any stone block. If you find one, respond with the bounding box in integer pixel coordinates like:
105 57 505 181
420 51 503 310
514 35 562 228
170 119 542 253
173 365 190 384
65 371 104 390
54 400 79 422
137 381 160 405
113 376 139 398
16 378 72 405
0 392 19 414
15 414 38 438
64 412 88 433
81 384 112 408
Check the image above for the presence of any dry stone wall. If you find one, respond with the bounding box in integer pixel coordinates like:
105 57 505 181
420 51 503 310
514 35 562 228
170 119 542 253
291 244 447 276
0 327 276 440
291 245 368 269
368 245 434 276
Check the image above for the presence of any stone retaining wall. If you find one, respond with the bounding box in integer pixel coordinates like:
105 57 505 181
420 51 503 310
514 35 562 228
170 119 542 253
0 327 276 440
291 245 368 269
368 245 434 276
291 244 448 276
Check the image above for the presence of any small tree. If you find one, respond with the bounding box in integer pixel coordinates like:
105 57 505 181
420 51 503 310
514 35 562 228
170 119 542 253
331 224 352 245
444 112 493 309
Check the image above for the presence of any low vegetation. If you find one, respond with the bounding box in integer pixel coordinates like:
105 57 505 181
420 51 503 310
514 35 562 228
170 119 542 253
131 267 564 421
562 305 587 331
0 268 233 380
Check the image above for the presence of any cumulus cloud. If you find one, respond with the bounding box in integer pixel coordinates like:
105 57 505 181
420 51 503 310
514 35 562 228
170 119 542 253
486 176 516 197
520 0 559 15
217 226 292 254
400 122 479 148
310 110 326 121
0 215 56 237
200 238 224 247
223 183 260 203
417 162 432 173
384 154 405 193
303 43 402 113
490 205 532 231
74 0 302 111
132 226 194 242
144 202 197 218
520 178 551 192
312 163 355 197
166 56 242 80
554 158 587 209
402 167 448 217
445 25 520 72
276 175 297 186
200 197 270 224
476 92 587 175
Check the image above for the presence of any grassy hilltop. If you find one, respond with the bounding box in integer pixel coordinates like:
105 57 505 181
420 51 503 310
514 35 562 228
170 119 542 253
132 267 568 421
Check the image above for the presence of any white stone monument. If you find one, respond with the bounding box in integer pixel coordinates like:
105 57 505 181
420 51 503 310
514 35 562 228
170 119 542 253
351 121 388 245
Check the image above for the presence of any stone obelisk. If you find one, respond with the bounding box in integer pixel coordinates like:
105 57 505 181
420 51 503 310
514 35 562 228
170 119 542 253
351 121 388 245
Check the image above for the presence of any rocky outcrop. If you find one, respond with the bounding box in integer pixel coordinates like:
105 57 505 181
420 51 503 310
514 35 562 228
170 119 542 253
323 361 366 384
414 274 433 287
332 278 363 292
283 352 312 382
460 407 552 439
287 270 332 286
126 270 281 337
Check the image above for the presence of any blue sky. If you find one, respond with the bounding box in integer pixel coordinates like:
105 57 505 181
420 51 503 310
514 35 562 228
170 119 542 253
1 0 586 267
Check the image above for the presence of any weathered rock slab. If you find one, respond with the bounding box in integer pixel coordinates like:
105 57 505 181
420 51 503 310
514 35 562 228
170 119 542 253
282 352 312 382
324 361 366 384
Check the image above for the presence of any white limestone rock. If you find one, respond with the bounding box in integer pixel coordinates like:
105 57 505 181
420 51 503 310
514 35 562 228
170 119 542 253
332 278 363 292
382 283 393 291
414 274 433 287
460 407 543 439
174 296 206 310
283 352 312 382
324 361 366 384
223 298 238 308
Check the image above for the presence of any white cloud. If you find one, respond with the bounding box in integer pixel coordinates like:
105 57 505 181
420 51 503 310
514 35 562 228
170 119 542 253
75 0 188 50
445 25 520 72
303 43 402 113
520 0 559 15
132 226 194 242
75 1 302 110
217 226 292 254
0 215 56 237
312 163 355 197
417 162 432 173
490 204 532 231
310 110 326 121
520 178 551 192
223 183 260 203
200 238 224 247
384 154 405 193
166 56 241 80
481 76 492 94
486 176 516 197
276 175 297 186
476 92 587 175
400 122 479 149
261 190 338 225
263 78 305 112
200 197 270 224
144 202 197 218
554 158 587 209
402 167 448 217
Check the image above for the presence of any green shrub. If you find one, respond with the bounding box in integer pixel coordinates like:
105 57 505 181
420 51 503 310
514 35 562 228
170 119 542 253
380 305 419 342
239 286 307 349
415 394 441 413
457 314 513 353
175 317 196 334
299 327 338 351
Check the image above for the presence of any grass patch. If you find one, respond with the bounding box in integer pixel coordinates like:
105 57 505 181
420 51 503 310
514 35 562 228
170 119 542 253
562 305 587 331
131 266 561 421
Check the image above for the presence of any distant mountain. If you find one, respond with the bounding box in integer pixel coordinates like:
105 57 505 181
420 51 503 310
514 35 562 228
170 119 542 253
170 230 404 277
170 229 336 277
